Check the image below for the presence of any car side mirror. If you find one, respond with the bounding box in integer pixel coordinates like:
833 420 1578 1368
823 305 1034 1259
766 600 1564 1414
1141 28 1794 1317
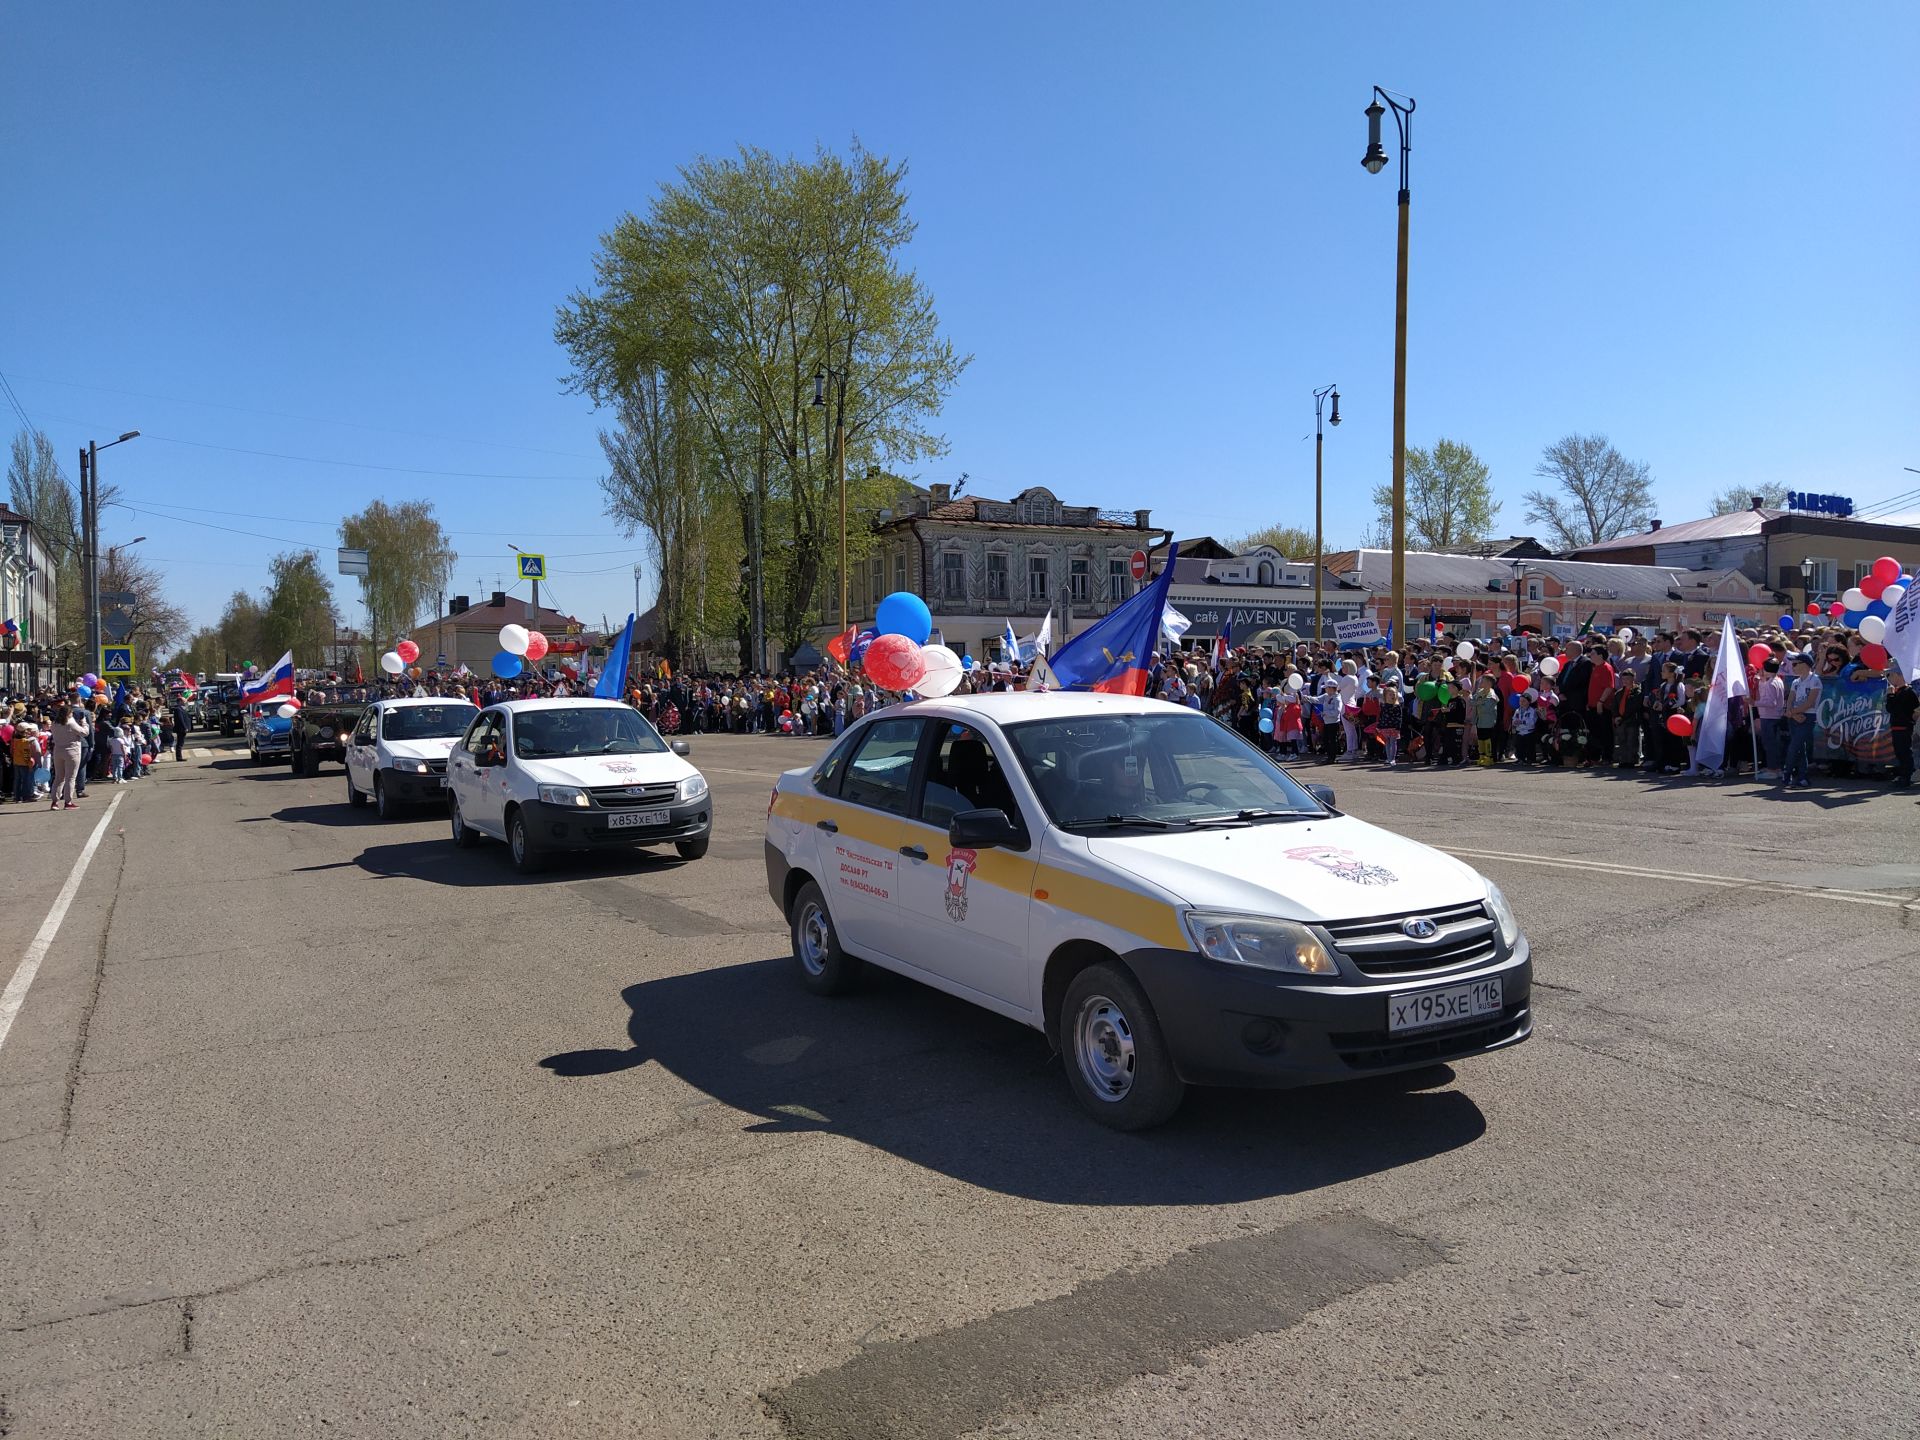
1306 783 1337 810
670 739 691 757
949 807 1021 851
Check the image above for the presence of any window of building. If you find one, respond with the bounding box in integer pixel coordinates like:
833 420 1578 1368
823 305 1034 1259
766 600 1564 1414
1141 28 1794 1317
942 551 966 602
986 552 1009 600
869 558 884 612
1803 558 1837 595
1108 557 1128 599
1526 578 1543 602
1028 555 1049 600
894 552 907 594
1070 557 1090 603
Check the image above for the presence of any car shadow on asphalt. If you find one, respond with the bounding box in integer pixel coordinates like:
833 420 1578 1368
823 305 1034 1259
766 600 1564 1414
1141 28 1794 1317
352 837 681 886
537 958 1486 1205
271 803 393 828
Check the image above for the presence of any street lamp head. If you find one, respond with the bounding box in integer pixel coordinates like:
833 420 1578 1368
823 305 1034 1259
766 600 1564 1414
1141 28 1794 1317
1362 100 1389 174
118 431 140 443
1328 389 1341 426
812 370 826 407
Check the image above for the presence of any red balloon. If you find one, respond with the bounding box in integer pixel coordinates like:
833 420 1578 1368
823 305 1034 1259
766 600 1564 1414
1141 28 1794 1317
862 633 927 691
1860 643 1890 669
1861 574 1887 601
140 753 154 765
1827 602 1845 617
1872 556 1902 586
1665 714 1694 738
524 631 550 662
1806 602 1821 616
394 639 421 665
1746 644 1771 669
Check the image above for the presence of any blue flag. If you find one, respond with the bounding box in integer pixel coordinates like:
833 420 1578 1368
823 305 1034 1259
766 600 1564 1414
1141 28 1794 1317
1034 544 1180 694
595 613 636 699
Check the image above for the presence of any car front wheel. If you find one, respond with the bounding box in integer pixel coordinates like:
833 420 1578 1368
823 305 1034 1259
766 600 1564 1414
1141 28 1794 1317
374 776 394 821
789 880 862 995
1060 962 1186 1131
347 772 367 809
675 835 709 861
290 745 306 777
507 809 543 874
449 796 477 847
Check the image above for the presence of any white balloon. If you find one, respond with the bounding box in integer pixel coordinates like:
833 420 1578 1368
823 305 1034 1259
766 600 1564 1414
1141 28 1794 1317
1617 626 1634 642
1882 584 1906 609
1859 614 1887 644
1455 641 1476 660
379 650 405 674
915 644 964 698
1286 673 1305 691
276 703 297 719
1540 656 1562 677
1840 587 1867 611
498 623 531 656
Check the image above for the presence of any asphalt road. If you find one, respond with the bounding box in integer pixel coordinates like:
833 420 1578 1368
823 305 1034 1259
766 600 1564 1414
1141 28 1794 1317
2 732 1915 1438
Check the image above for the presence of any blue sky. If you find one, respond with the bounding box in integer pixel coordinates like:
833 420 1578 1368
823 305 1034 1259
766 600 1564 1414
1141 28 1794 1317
6 2 1916 638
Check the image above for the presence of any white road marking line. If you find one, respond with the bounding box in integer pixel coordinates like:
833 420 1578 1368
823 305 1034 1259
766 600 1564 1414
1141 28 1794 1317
1443 845 1919 911
0 792 126 1054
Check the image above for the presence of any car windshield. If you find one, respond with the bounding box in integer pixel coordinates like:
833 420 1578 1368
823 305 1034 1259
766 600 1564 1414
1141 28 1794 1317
383 704 477 741
511 706 666 759
1004 712 1326 830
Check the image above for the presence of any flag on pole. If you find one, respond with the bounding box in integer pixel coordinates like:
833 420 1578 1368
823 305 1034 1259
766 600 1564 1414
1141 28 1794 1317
594 614 636 700
1160 604 1192 646
1886 577 1920 683
1211 617 1232 676
1427 606 1441 644
1034 544 1180 695
1002 618 1020 663
240 651 295 703
1577 610 1599 636
1033 609 1053 658
826 623 859 666
1694 611 1749 772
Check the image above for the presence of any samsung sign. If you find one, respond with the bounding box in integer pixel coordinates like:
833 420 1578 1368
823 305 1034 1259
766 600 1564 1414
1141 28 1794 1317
1786 491 1854 518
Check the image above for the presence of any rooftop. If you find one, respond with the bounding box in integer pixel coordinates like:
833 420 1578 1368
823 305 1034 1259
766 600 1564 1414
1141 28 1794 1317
1327 549 1766 604
1572 510 1779 553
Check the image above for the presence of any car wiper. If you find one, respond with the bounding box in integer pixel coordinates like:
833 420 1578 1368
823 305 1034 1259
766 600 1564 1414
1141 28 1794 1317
1188 809 1319 827
1070 814 1184 830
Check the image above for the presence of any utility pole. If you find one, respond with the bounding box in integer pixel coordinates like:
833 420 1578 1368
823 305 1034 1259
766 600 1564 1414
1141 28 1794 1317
78 446 93 659
1312 384 1341 645
1362 88 1415 653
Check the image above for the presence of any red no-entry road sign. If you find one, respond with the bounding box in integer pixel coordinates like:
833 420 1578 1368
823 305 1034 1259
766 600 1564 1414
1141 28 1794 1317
1129 550 1149 582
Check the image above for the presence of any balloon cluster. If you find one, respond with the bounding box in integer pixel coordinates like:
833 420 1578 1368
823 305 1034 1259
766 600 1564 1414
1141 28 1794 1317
1834 557 1909 649
489 623 551 680
855 592 967 697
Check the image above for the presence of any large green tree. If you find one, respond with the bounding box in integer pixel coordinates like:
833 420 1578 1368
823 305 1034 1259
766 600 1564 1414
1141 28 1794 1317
1226 524 1320 560
217 590 268 670
7 428 83 643
1710 481 1788 516
1373 439 1499 553
1524 434 1655 550
260 551 339 665
556 143 969 658
339 500 454 651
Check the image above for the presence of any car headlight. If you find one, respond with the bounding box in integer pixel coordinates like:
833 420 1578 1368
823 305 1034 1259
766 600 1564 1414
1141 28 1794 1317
1183 912 1337 975
538 784 590 808
1485 880 1520 950
678 773 709 803
407 760 430 774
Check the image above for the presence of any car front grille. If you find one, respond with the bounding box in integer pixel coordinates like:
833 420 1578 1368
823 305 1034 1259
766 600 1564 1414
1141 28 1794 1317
424 758 447 774
589 781 677 810
1321 900 1497 977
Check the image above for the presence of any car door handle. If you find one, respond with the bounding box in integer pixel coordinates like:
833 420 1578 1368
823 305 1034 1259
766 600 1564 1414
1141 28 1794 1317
899 844 927 861
815 819 838 834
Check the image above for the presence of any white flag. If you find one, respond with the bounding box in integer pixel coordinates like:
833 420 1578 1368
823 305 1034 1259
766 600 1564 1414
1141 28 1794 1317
1161 604 1192 643
1887 580 1920 683
1033 609 1052 657
1695 612 1749 771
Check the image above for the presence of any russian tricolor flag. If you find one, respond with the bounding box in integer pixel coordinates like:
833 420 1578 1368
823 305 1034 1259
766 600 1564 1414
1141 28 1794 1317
241 650 295 702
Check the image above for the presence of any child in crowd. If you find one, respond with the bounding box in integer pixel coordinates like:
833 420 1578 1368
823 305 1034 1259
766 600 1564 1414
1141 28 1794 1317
1278 696 1304 756
1473 676 1501 766
1376 685 1404 767
1512 690 1539 765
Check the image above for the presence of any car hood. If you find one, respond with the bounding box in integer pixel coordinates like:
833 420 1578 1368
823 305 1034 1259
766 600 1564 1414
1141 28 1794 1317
515 751 696 790
1084 813 1488 924
254 716 292 736
384 737 461 762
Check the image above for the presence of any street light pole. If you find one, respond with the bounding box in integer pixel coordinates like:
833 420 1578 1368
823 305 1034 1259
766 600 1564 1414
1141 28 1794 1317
1312 384 1341 645
813 368 849 635
83 431 140 664
1362 87 1415 655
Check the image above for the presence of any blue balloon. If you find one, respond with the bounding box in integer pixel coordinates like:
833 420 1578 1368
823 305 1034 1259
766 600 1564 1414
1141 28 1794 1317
1841 610 1863 630
76 683 93 699
491 650 523 678
874 591 933 645
1866 599 1891 620
1258 716 1274 733
1779 614 1794 631
960 654 976 670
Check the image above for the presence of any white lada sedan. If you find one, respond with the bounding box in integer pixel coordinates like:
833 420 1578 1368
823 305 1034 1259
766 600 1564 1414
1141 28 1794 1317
764 692 1531 1129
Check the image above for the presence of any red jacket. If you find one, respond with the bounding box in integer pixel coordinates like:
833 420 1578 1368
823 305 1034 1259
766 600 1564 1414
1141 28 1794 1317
1587 661 1617 709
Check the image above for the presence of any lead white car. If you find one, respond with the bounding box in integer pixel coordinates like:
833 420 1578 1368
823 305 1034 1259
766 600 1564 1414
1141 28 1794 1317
765 692 1532 1129
345 696 479 820
445 698 711 873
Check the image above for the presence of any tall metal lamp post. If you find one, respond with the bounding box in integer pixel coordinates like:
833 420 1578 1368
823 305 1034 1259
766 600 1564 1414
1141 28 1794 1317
1312 384 1340 645
812 368 849 634
80 430 140 663
1361 86 1415 655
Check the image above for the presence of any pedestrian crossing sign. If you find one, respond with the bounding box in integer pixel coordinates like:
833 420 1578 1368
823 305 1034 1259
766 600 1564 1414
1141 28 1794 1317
517 553 547 580
100 645 135 678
